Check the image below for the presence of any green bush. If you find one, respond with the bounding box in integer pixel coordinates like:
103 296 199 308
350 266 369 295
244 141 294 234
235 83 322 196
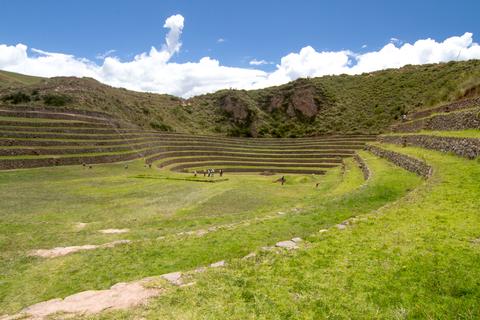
1 92 31 104
150 120 173 131
42 94 72 106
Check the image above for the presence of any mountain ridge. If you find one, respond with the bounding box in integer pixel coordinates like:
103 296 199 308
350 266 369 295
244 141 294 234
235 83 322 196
1 59 480 137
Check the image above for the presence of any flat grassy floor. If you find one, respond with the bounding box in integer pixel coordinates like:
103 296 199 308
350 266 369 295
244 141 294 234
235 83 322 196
383 129 480 138
0 154 420 314
96 146 480 319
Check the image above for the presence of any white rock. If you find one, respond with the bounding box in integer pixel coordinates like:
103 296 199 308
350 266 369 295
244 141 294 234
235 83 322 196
160 272 183 286
210 260 226 268
275 240 298 249
99 229 129 234
243 252 256 259
336 224 347 230
291 237 303 243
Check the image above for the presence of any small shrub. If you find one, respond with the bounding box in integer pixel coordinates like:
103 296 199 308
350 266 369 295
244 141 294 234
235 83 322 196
150 120 173 132
42 94 72 106
2 92 31 104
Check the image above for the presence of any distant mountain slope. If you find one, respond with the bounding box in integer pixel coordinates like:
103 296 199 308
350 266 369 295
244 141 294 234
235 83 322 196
0 70 42 88
1 59 480 136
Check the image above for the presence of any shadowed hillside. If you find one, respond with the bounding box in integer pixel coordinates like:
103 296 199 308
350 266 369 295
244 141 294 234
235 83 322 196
1 59 480 136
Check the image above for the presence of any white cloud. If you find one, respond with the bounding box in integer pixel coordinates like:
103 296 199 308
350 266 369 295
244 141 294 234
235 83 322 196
361 44 368 49
162 14 184 57
249 59 272 66
217 38 225 43
1 14 480 98
96 49 116 60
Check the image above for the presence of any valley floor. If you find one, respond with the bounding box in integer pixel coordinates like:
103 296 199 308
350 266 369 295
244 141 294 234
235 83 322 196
1 143 479 319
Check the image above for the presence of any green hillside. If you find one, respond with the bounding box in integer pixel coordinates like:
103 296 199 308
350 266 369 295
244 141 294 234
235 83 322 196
2 60 480 136
0 70 42 88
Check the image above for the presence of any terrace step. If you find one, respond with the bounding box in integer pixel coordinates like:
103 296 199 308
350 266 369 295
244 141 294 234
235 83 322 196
379 133 480 159
406 97 480 121
391 107 480 133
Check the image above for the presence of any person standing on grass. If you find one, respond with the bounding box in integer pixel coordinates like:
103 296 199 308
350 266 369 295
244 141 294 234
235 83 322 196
193 170 197 177
219 169 223 177
281 176 286 185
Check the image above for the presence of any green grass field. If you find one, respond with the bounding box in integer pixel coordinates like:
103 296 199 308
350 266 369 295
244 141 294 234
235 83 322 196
80 146 480 319
0 153 422 315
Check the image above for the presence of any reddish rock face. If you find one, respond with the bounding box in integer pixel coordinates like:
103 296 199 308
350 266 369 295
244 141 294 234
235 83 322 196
291 86 318 117
220 94 249 122
269 85 319 118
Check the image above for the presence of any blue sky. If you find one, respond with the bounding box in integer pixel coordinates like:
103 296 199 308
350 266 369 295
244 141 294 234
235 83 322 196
1 0 479 96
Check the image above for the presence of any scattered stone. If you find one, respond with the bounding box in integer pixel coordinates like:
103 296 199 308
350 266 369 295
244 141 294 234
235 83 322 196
15 280 161 318
195 229 208 236
210 260 226 268
29 240 131 258
275 240 298 249
160 272 183 286
319 229 328 233
75 222 87 230
336 224 347 230
99 228 129 234
194 267 207 273
277 211 286 215
243 252 256 259
261 246 275 251
291 237 303 243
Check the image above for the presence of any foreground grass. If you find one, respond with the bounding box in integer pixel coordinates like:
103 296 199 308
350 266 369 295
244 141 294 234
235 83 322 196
0 154 419 314
0 159 336 312
96 146 480 319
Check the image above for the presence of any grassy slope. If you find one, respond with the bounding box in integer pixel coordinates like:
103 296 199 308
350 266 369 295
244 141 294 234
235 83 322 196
0 155 420 313
1 60 480 137
383 129 480 138
100 147 480 319
0 70 42 88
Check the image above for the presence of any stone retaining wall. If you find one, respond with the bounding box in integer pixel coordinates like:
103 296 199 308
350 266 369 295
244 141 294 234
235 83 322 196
168 161 339 171
175 167 327 175
379 135 480 159
408 97 480 120
365 145 432 177
353 153 371 180
392 108 480 132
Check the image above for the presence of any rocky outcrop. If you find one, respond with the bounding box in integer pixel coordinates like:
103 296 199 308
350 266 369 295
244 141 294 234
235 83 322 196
268 82 320 118
219 94 250 122
379 135 480 159
365 144 432 177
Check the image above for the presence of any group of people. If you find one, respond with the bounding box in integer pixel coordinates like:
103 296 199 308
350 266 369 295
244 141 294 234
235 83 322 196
193 169 224 177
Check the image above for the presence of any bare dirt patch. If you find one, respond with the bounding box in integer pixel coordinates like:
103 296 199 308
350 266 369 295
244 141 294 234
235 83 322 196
29 240 131 258
15 280 162 319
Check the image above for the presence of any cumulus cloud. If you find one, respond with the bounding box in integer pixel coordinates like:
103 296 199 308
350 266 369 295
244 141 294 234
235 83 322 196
217 38 225 43
249 59 272 66
0 14 480 97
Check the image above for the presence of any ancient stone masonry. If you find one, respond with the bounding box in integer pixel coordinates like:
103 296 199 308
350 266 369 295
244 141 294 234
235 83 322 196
379 135 480 160
353 152 371 181
391 107 480 133
365 145 432 178
407 97 480 120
